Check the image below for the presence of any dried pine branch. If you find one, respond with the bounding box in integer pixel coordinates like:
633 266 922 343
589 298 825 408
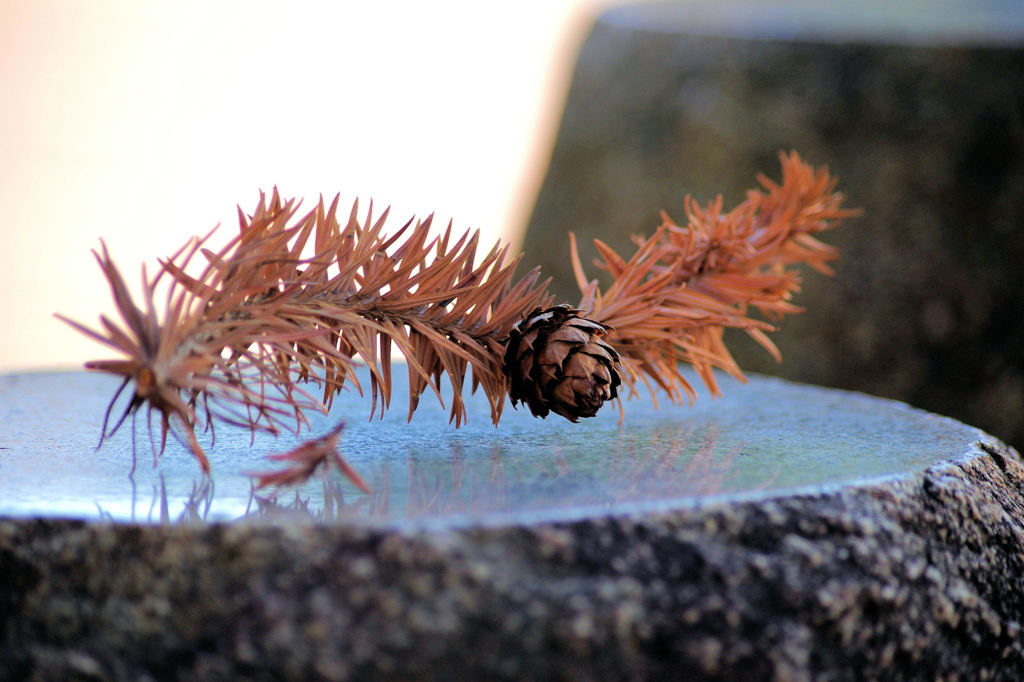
59 151 855 488
572 150 859 406
57 190 552 480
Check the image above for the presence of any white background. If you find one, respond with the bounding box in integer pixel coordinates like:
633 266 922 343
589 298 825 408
0 0 620 372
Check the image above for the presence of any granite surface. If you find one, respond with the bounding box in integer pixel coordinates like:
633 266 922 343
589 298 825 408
2 437 1023 680
2 366 1023 679
1 370 980 524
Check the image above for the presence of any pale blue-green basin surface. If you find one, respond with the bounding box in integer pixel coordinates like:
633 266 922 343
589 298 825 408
0 369 984 526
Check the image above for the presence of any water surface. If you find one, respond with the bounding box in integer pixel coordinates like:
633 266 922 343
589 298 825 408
0 370 982 526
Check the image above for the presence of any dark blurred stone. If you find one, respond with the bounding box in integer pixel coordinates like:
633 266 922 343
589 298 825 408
522 0 1024 451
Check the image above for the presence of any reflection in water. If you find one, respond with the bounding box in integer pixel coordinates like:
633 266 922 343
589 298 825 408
128 427 777 525
4 370 975 525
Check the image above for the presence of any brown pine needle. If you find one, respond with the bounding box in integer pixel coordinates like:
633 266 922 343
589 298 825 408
57 190 552 473
575 150 859 404
59 151 856 487
247 421 369 492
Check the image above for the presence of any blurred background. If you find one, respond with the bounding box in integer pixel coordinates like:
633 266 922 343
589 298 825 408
3 0 1022 451
520 1 1024 450
0 0 614 372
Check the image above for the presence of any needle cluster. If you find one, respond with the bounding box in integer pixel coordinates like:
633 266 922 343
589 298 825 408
574 151 858 406
59 152 854 486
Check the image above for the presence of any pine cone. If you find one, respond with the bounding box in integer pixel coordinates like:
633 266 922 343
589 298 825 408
503 304 622 421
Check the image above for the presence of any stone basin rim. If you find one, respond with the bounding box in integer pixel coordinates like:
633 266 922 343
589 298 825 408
598 0 1024 48
0 436 1005 535
0 368 1005 529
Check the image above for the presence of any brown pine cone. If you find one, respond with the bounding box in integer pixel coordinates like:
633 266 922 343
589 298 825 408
503 304 622 421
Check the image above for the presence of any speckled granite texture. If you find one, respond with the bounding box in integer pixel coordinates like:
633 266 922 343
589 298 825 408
2 436 1023 680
